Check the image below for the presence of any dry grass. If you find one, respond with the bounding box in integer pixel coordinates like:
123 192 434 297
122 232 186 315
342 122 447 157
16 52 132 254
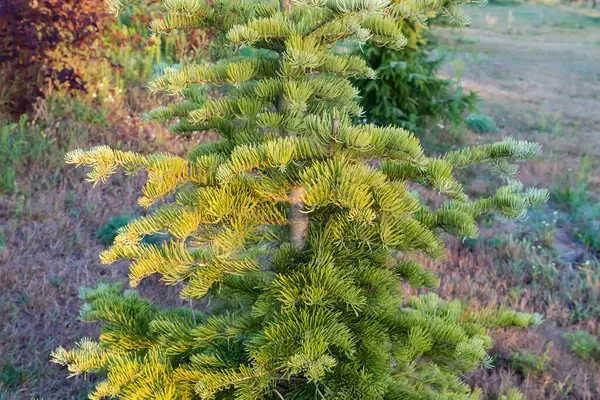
0 93 194 398
430 3 600 398
1 2 600 399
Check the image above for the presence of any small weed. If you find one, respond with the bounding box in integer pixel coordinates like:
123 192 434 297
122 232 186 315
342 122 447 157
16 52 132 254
575 221 600 253
0 117 29 193
0 111 87 194
0 364 25 389
465 113 498 133
454 36 476 45
554 155 591 211
452 58 466 81
0 228 5 253
553 156 600 253
526 214 558 249
473 52 488 65
508 342 552 375
489 234 510 248
570 260 600 323
535 110 564 136
507 10 514 33
553 379 575 399
563 331 600 362
49 275 66 291
508 286 525 302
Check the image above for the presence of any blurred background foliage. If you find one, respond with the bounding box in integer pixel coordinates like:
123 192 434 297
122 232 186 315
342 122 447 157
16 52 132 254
0 0 209 115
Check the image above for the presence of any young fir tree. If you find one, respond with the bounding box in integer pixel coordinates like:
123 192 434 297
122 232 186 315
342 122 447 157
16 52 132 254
52 1 548 398
353 18 478 131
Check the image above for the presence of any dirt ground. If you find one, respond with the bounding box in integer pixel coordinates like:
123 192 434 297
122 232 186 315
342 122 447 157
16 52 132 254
1 2 600 399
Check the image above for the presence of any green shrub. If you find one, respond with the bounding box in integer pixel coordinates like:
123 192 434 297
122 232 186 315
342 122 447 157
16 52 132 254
0 0 108 114
508 342 552 375
96 214 167 246
465 112 498 133
354 27 478 132
96 215 134 246
563 331 600 362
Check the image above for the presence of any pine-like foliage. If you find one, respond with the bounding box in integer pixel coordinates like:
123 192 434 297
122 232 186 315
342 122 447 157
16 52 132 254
53 1 548 399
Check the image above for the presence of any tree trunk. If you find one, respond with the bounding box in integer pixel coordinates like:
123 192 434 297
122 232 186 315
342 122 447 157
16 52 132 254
280 0 292 12
288 187 308 250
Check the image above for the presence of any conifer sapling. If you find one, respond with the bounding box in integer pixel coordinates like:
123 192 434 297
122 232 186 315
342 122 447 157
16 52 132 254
52 0 548 398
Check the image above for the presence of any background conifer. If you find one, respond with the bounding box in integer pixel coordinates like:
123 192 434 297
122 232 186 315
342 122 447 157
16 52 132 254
353 17 478 131
52 0 548 398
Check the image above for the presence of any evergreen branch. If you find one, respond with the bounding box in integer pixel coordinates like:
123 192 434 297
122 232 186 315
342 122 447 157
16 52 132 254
380 158 467 201
150 12 207 34
443 138 542 169
65 146 197 207
148 57 280 94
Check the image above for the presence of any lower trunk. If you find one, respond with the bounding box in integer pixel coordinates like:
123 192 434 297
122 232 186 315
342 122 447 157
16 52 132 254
288 187 308 251
280 0 292 12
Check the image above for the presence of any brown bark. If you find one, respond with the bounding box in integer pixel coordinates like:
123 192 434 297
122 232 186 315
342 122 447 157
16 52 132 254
287 116 339 250
280 0 304 249
280 0 292 12
330 115 339 156
288 186 308 250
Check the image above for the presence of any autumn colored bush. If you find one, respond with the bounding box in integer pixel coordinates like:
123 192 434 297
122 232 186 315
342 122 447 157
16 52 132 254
0 0 107 114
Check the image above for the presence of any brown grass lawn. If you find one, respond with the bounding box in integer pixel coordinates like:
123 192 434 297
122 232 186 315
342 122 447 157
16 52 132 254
432 3 600 398
1 3 600 399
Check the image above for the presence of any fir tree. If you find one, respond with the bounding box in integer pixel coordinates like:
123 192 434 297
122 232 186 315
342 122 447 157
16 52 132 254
353 18 478 131
52 1 548 398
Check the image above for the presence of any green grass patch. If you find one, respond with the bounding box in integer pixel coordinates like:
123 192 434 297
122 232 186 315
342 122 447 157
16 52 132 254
563 331 600 362
0 228 5 253
0 116 54 193
554 155 591 211
554 155 600 254
0 363 25 389
508 343 552 376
